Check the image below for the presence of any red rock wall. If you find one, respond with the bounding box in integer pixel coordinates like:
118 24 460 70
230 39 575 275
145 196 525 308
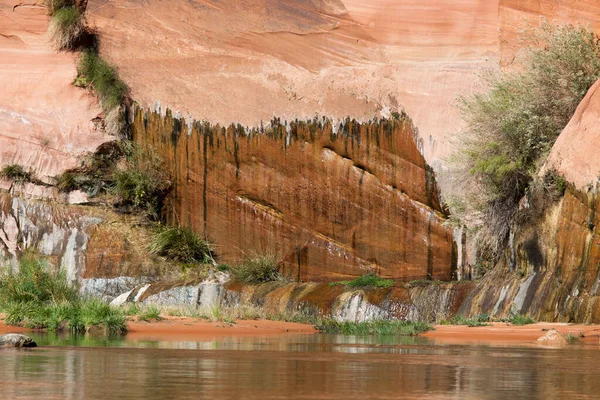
461 187 600 323
0 1 109 181
132 105 454 282
544 79 600 189
499 0 600 65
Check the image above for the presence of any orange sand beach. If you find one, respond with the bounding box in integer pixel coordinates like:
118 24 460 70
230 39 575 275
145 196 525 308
2 313 600 346
424 322 600 346
0 314 317 342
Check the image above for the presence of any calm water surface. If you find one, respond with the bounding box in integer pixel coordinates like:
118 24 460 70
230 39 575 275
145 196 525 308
0 332 598 399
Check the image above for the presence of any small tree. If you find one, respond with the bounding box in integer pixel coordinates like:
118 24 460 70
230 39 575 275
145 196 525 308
448 21 600 261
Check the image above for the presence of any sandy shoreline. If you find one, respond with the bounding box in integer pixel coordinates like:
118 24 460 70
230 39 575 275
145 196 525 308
3 313 600 346
423 322 600 346
0 314 317 342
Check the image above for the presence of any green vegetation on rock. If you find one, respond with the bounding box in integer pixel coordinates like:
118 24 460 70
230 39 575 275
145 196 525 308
0 164 34 183
77 50 128 113
149 226 214 264
448 22 600 263
112 144 171 218
330 273 395 289
315 319 433 336
231 254 282 284
47 4 85 50
0 252 126 334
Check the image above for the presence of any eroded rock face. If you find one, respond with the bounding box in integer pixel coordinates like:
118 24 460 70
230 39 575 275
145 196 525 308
133 105 454 282
0 1 109 181
0 334 37 348
0 191 158 300
87 0 500 167
499 0 600 66
544 79 600 189
114 278 473 323
461 187 600 323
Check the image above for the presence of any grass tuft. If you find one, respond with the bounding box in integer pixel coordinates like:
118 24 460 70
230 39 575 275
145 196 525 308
508 313 535 326
149 227 214 264
1 164 34 183
315 319 433 336
440 314 491 327
330 273 394 289
231 254 282 284
0 252 126 334
48 6 85 50
77 50 128 113
136 305 163 322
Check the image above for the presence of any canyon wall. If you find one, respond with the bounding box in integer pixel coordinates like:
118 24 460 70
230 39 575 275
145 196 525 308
87 0 500 167
544 79 600 189
0 191 161 299
132 105 454 282
461 186 600 323
499 0 600 66
462 78 600 323
114 278 474 324
0 1 109 181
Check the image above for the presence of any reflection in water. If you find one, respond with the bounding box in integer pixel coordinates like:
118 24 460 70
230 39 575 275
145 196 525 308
1 333 599 399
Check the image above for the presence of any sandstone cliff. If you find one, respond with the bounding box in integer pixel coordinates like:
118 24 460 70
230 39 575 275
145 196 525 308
0 0 109 180
544 79 600 189
133 105 454 282
86 0 500 166
462 78 600 322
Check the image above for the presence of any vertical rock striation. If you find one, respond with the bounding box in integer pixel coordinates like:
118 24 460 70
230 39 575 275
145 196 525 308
132 105 454 282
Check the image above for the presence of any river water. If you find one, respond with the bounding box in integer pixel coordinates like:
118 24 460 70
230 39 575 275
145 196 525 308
1 333 598 399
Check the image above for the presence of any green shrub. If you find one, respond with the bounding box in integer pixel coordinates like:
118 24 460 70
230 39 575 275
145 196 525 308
149 227 214 264
0 252 78 304
77 50 128 112
45 0 76 15
0 164 33 183
449 22 600 259
565 332 579 344
0 253 125 334
315 319 433 336
48 6 85 50
136 305 163 322
231 254 282 284
330 273 395 289
508 311 535 326
112 144 171 218
440 314 490 327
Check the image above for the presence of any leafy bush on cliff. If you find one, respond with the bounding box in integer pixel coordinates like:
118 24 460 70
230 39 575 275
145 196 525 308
149 227 214 265
231 254 282 284
112 144 171 218
0 252 125 334
48 6 85 50
448 22 600 260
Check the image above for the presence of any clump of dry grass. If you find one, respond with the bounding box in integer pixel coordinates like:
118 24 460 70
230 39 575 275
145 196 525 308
47 6 86 50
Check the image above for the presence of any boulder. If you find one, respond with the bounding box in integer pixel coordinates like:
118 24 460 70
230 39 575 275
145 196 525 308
0 334 37 348
537 329 567 344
